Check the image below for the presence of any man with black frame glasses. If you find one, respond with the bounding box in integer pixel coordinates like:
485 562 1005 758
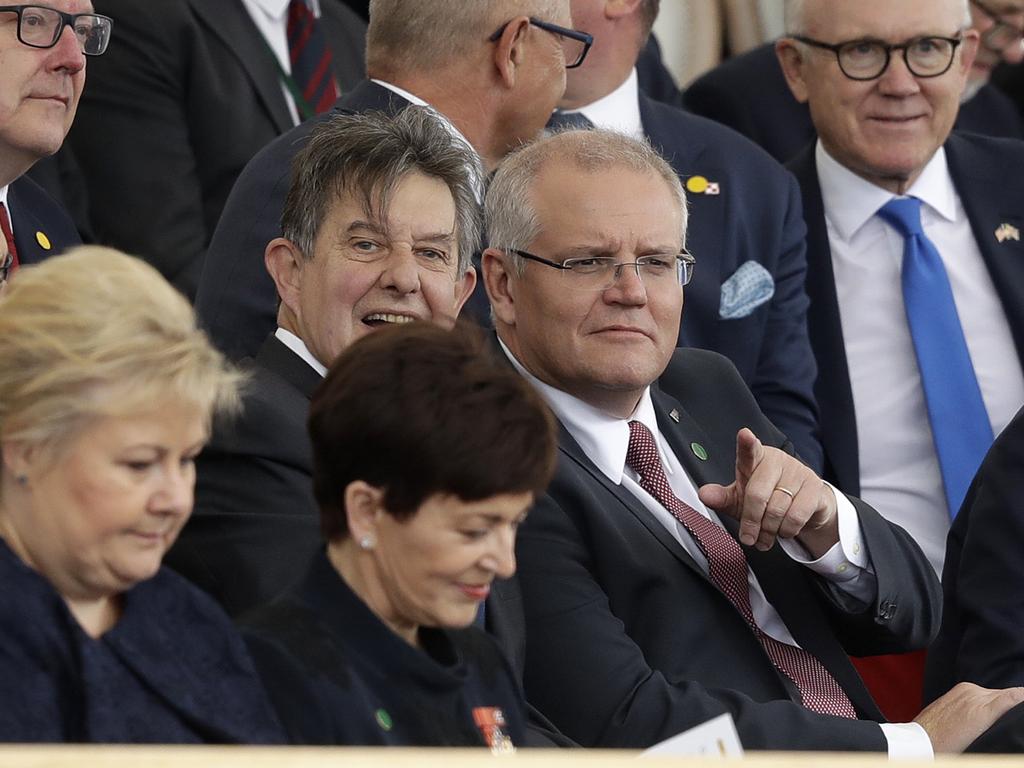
0 2 104 271
776 0 1024 719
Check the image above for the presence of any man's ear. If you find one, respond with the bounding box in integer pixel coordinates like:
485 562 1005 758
264 237 306 318
492 16 532 89
452 264 478 317
605 0 645 21
775 39 810 103
957 30 980 81
344 480 386 545
482 248 517 326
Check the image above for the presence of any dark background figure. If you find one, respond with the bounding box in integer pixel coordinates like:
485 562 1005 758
67 0 368 299
925 406 1024 699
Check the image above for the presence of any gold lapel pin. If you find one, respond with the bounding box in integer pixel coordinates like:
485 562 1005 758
35 231 51 250
995 223 1020 243
685 176 721 196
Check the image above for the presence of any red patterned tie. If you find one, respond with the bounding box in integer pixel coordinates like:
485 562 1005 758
0 202 19 273
625 420 858 718
287 0 339 117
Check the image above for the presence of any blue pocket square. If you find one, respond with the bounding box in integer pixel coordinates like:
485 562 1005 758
719 261 775 320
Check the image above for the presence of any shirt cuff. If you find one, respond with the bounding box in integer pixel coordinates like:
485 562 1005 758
779 482 870 580
880 722 934 759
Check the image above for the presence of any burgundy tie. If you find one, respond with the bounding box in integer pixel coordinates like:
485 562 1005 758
287 0 339 118
0 202 20 273
625 420 858 718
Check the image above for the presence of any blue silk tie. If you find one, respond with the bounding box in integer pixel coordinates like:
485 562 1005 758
877 197 993 518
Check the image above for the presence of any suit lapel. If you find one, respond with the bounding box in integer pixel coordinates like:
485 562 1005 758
946 134 1024 366
556 419 712 585
190 0 294 134
254 334 324 399
788 146 861 494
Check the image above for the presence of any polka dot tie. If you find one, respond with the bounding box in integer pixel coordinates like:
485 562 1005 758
625 421 857 719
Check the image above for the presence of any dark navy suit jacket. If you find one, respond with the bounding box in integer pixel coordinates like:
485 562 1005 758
196 80 408 360
684 42 1024 164
516 348 940 750
641 94 822 470
788 133 1024 496
925 406 1024 700
6 175 81 265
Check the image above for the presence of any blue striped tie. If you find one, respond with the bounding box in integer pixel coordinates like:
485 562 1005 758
877 197 993 517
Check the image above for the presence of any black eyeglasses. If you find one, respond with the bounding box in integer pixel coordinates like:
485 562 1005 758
488 17 593 68
512 249 695 291
792 33 963 80
0 5 112 55
971 0 1024 52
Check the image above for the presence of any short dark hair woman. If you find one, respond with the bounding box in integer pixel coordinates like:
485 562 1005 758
243 322 557 749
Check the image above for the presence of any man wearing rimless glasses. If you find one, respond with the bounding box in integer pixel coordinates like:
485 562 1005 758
0 2 108 271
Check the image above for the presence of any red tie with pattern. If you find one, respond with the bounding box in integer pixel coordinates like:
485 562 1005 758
0 202 19 273
625 420 858 718
287 0 339 118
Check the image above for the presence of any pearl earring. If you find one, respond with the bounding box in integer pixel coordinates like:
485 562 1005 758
359 534 376 550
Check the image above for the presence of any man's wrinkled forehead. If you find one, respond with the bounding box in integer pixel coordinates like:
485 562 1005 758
802 0 968 39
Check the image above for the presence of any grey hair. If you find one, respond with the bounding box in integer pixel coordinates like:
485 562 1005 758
486 129 688 276
281 108 482 277
367 0 565 76
785 0 970 34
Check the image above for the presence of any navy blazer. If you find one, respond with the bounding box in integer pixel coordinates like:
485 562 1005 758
516 348 940 750
640 94 821 470
684 42 1024 164
6 175 81 265
789 133 1024 496
67 0 367 299
196 80 408 360
0 539 283 743
925 406 1024 701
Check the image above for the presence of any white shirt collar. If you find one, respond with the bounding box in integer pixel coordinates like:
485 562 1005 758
497 338 672 484
0 184 9 209
816 140 957 242
274 327 327 377
569 68 644 140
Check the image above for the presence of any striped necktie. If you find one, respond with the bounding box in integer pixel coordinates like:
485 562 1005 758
626 420 858 718
287 0 339 118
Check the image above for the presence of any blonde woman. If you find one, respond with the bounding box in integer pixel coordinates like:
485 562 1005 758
0 247 283 743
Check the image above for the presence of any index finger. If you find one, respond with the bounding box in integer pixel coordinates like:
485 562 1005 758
735 427 764 482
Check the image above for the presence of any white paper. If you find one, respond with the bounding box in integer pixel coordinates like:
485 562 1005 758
640 713 744 757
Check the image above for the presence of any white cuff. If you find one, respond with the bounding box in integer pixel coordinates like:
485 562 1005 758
880 722 934 759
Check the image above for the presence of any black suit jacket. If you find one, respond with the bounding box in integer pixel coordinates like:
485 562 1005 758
684 42 1024 164
516 348 941 750
788 133 1024 496
6 175 81 264
68 0 367 298
925 406 1024 701
196 80 408 359
166 334 323 617
640 94 821 470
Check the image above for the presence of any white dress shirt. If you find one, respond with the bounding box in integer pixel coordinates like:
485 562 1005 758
500 340 929 756
817 142 1024 576
0 184 12 237
240 0 324 126
558 68 644 139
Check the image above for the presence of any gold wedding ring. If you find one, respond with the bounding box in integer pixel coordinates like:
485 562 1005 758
773 486 795 499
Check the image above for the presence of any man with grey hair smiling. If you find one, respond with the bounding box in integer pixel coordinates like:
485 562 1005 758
775 0 1024 713
170 107 478 618
198 0 588 360
482 126 1024 754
